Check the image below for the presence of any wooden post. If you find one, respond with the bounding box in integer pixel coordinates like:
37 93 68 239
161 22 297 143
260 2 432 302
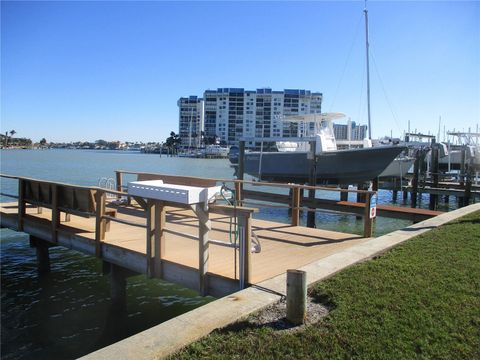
392 190 398 202
109 263 127 312
429 145 439 210
146 199 155 277
340 185 348 201
418 151 426 203
464 167 472 207
234 181 242 205
189 204 211 295
34 238 51 274
238 212 252 289
363 192 373 238
94 190 106 257
286 269 307 325
459 147 467 207
411 151 420 208
307 140 317 228
115 171 122 199
291 186 300 226
146 200 165 278
356 183 367 203
51 184 60 243
238 141 245 181
17 178 26 231
372 178 379 192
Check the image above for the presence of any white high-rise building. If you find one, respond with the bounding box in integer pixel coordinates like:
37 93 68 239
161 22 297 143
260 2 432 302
189 88 322 147
177 96 204 148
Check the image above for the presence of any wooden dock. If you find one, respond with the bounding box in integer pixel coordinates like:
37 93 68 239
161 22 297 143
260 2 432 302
0 171 443 298
0 200 367 297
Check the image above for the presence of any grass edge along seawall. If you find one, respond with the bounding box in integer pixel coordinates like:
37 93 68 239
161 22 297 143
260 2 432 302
80 203 480 360
172 208 480 359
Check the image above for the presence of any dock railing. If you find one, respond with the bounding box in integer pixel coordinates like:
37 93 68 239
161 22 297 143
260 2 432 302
114 170 376 238
1 173 257 295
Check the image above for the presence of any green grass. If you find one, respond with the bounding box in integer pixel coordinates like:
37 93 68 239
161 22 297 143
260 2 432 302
172 211 480 359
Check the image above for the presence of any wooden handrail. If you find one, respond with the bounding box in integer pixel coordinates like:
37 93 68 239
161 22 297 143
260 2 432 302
0 173 99 191
209 204 258 216
113 170 376 195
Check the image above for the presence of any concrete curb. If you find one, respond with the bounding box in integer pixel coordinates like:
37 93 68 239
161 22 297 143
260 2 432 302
81 203 480 360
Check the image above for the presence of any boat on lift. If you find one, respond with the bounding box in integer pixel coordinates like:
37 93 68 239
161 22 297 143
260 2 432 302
239 113 404 184
233 4 404 184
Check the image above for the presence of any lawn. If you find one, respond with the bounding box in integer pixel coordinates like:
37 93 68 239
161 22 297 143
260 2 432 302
172 211 480 359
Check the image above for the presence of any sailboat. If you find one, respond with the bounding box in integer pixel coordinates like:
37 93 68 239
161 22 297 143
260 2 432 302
237 5 404 185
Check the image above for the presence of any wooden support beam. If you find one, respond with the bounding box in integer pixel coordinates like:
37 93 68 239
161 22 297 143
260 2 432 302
94 190 106 257
133 196 148 210
191 204 211 296
146 200 165 278
156 202 166 277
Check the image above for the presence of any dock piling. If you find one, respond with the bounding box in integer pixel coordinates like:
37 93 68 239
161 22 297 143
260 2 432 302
307 141 317 228
363 192 374 237
286 269 307 325
32 237 51 274
17 178 26 231
109 263 127 311
94 190 106 257
411 151 421 208
429 145 439 210
340 185 349 202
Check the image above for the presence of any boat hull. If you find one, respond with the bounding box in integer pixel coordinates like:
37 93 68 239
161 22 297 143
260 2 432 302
244 146 405 184
379 156 415 178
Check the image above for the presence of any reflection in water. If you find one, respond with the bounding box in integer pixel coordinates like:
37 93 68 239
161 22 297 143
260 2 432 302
1 229 212 359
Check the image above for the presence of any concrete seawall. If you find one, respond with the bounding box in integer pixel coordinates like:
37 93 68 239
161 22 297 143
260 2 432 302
82 203 480 360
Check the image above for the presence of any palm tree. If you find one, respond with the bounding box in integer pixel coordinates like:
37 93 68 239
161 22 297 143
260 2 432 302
9 130 16 137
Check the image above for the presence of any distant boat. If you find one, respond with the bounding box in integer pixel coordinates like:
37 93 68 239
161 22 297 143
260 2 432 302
439 132 480 171
204 145 229 158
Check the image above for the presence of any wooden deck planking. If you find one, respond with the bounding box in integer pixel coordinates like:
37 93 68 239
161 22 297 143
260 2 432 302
1 201 368 286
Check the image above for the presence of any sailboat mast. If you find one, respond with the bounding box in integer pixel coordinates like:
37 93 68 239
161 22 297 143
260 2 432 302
364 2 372 139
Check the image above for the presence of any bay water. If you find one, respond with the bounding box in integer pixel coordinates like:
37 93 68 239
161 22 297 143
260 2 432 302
0 149 447 359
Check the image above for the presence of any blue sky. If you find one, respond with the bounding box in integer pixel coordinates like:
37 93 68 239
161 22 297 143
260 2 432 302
1 1 479 143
